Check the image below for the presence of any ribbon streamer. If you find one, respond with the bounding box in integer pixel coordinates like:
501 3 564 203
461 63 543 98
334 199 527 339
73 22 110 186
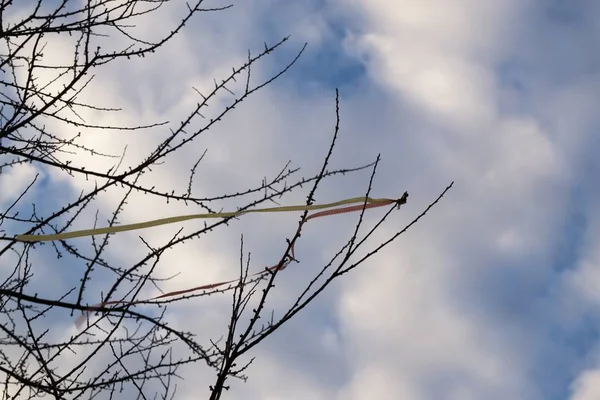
16 194 407 242
13 193 408 328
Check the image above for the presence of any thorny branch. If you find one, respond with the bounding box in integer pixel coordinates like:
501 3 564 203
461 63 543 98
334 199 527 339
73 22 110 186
0 1 451 399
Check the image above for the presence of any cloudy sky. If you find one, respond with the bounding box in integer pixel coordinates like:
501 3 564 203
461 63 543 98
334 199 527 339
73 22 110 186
3 0 600 399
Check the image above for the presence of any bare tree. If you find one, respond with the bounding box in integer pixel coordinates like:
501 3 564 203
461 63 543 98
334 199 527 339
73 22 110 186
0 0 452 399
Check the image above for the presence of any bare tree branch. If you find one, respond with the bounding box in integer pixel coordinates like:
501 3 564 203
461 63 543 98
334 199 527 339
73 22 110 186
0 1 451 399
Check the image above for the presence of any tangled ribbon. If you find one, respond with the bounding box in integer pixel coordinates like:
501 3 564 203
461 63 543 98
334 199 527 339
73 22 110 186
14 193 408 328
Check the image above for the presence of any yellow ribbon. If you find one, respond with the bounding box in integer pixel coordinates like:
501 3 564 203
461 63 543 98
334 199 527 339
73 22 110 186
15 195 406 242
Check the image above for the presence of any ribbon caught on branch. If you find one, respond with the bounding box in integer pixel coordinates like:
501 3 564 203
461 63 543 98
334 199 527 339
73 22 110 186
16 194 408 242
14 192 408 328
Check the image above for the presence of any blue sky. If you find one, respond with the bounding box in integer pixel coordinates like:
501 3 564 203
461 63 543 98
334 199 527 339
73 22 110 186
3 0 600 399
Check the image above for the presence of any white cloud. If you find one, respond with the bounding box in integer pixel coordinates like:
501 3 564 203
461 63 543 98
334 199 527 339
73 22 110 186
340 0 530 130
570 369 600 400
335 226 533 399
338 364 421 400
0 163 38 207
